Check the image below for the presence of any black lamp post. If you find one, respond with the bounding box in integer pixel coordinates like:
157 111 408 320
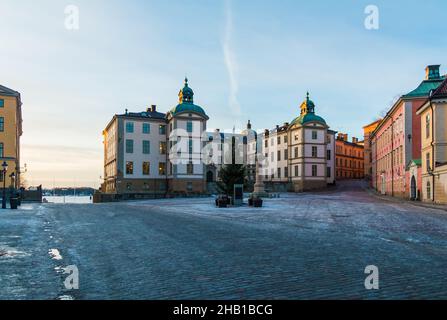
2 161 8 209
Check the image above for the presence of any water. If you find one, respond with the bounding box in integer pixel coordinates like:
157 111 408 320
43 196 93 204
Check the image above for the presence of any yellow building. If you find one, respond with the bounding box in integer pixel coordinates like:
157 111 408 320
416 78 447 203
0 85 22 190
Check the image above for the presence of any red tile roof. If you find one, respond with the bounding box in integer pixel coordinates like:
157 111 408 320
432 77 447 98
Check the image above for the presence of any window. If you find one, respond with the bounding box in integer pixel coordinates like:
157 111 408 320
284 135 288 144
294 147 299 158
0 99 4 107
327 150 331 161
312 131 318 140
265 140 268 148
277 168 281 178
284 167 289 178
126 139 134 153
187 121 193 133
159 125 166 135
189 139 193 154
0 117 4 132
142 141 150 154
295 165 299 177
426 114 431 139
327 167 331 178
0 143 3 157
277 150 281 161
142 162 150 175
126 161 134 175
284 149 288 160
187 182 193 192
187 162 194 175
277 136 281 145
126 122 134 133
427 181 431 199
426 152 431 171
312 165 318 177
173 164 178 175
159 142 167 155
142 123 150 134
312 146 318 158
159 162 166 175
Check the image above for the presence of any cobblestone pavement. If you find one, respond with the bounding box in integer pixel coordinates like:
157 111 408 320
1 180 447 300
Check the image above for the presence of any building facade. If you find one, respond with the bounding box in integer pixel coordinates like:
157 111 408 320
363 119 381 183
416 77 447 203
101 79 209 197
262 93 336 192
371 65 445 198
335 133 365 180
0 85 22 190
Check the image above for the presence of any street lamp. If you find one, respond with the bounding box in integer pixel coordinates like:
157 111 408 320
2 161 8 209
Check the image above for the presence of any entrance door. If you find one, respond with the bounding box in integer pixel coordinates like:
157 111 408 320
410 176 417 200
206 171 214 183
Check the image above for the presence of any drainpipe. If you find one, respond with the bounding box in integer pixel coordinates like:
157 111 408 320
391 119 395 197
429 92 435 203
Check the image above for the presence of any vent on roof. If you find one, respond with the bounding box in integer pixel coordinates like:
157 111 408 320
426 65 441 80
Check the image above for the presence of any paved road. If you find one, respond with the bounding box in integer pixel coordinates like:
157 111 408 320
1 181 447 299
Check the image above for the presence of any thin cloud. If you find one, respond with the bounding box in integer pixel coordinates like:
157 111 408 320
223 0 241 115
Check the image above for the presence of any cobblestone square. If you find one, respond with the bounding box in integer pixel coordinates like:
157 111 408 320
1 182 447 299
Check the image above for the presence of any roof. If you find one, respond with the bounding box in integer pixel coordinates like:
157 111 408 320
430 77 447 99
291 113 326 125
406 159 422 169
118 110 166 120
170 102 208 118
0 84 20 97
403 78 445 99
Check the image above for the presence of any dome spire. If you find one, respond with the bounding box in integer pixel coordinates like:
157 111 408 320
300 92 315 115
178 77 194 104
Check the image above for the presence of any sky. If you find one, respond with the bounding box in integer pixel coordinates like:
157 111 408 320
1 0 447 188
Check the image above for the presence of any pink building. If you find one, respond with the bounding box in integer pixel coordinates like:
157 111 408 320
371 65 444 198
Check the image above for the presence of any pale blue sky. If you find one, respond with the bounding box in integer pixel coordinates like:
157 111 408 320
1 0 446 187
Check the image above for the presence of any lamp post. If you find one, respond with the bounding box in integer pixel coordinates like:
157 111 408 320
2 161 8 209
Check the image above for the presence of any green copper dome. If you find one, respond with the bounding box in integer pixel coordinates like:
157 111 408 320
170 78 208 117
170 103 207 116
291 92 326 125
291 113 326 125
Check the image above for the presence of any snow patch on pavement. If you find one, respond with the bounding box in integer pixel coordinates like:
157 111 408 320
49 249 63 260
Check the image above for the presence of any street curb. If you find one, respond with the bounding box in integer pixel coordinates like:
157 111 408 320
365 187 447 213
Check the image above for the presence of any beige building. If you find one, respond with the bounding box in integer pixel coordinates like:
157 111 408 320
0 85 22 190
416 78 447 203
101 79 209 198
262 93 336 192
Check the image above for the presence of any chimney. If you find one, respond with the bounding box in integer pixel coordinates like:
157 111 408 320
151 105 157 112
247 120 252 130
125 108 128 115
352 137 358 144
426 65 441 80
284 122 289 127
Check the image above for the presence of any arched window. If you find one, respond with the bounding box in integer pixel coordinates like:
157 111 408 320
426 114 431 139
426 181 431 200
